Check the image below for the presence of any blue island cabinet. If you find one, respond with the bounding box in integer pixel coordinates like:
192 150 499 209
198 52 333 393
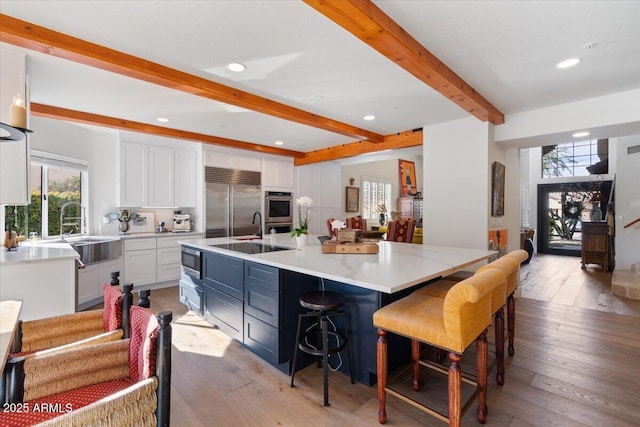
193 250 422 385
198 251 317 373
202 251 244 340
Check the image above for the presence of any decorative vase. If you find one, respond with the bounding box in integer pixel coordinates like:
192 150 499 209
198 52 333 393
378 213 386 226
296 233 308 249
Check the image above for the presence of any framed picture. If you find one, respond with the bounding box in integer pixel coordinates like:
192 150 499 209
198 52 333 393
399 159 418 196
346 186 359 212
491 162 505 216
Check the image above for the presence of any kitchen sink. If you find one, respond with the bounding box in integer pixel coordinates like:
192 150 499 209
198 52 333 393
40 236 122 264
72 238 122 265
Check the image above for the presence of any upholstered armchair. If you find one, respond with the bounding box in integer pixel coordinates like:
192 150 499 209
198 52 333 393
385 218 416 243
9 281 133 359
0 307 173 427
345 215 367 231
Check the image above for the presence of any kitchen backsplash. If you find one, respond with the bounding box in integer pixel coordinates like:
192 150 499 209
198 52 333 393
100 208 196 235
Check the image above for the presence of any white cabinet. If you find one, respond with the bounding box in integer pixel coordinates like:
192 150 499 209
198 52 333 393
295 163 340 234
262 158 294 189
397 197 413 218
122 234 201 287
148 146 174 207
119 142 148 207
77 257 123 308
0 49 30 205
174 149 197 207
78 264 100 306
156 235 182 282
204 149 261 172
123 238 157 286
119 142 197 208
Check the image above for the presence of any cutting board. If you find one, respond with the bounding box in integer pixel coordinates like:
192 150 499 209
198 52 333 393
321 241 379 254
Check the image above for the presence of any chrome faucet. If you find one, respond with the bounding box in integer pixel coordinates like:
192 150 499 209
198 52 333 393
252 211 263 239
60 201 86 240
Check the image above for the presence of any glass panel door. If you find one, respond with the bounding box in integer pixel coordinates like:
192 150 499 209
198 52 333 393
537 181 612 256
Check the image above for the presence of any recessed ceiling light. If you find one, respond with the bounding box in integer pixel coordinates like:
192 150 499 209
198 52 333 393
227 62 246 72
363 115 375 121
274 141 284 146
156 117 169 123
557 58 581 69
572 131 590 138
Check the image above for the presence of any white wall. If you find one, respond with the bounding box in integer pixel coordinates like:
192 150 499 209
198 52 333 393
340 154 423 217
613 135 640 270
423 117 492 250
29 117 119 236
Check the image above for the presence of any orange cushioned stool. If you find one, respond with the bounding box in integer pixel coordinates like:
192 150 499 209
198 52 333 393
373 268 505 426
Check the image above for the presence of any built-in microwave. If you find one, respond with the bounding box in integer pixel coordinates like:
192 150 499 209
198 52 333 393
265 191 293 224
181 246 202 280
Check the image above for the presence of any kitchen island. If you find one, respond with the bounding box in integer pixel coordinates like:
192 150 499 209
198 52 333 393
0 244 78 321
178 235 495 386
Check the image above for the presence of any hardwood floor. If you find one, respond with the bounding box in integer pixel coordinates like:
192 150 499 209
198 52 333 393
134 254 640 426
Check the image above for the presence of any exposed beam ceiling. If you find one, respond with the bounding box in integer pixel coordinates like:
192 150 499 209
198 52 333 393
31 103 306 158
295 129 423 166
0 13 385 143
304 0 505 125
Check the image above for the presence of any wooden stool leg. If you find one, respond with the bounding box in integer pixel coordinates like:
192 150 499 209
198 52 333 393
507 294 515 356
476 330 488 423
377 329 388 424
495 308 505 385
411 339 420 391
448 352 461 427
321 315 329 407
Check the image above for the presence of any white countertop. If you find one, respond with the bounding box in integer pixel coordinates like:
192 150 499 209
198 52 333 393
179 234 496 294
0 244 79 265
0 231 205 265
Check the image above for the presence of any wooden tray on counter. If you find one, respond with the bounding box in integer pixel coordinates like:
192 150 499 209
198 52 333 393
321 240 379 254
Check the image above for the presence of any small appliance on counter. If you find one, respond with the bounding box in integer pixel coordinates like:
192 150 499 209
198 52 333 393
172 211 191 232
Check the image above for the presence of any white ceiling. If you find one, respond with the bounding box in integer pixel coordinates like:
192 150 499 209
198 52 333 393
1 1 639 154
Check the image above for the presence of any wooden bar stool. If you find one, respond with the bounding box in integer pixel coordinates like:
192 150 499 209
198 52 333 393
373 268 505 426
502 249 529 356
412 254 524 385
290 290 354 406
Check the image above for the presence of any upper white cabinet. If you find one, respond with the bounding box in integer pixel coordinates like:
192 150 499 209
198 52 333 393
204 150 261 172
119 142 197 208
148 146 174 207
174 149 197 208
262 158 294 189
119 142 149 207
0 49 30 205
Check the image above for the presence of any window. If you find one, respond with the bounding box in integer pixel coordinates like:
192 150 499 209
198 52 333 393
542 139 608 178
4 151 88 238
361 176 392 222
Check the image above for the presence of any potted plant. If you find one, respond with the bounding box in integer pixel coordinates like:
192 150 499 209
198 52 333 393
291 196 313 246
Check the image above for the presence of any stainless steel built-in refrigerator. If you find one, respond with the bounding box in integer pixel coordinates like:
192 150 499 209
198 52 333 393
205 167 261 238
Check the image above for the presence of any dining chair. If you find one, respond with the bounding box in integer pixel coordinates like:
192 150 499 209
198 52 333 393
385 218 416 243
345 215 367 231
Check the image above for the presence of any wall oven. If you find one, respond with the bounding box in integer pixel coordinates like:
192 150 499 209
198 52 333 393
181 246 202 280
265 191 293 224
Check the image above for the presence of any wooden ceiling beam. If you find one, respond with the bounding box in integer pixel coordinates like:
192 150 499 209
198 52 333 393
0 14 384 143
294 129 423 166
30 103 306 158
304 0 505 125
